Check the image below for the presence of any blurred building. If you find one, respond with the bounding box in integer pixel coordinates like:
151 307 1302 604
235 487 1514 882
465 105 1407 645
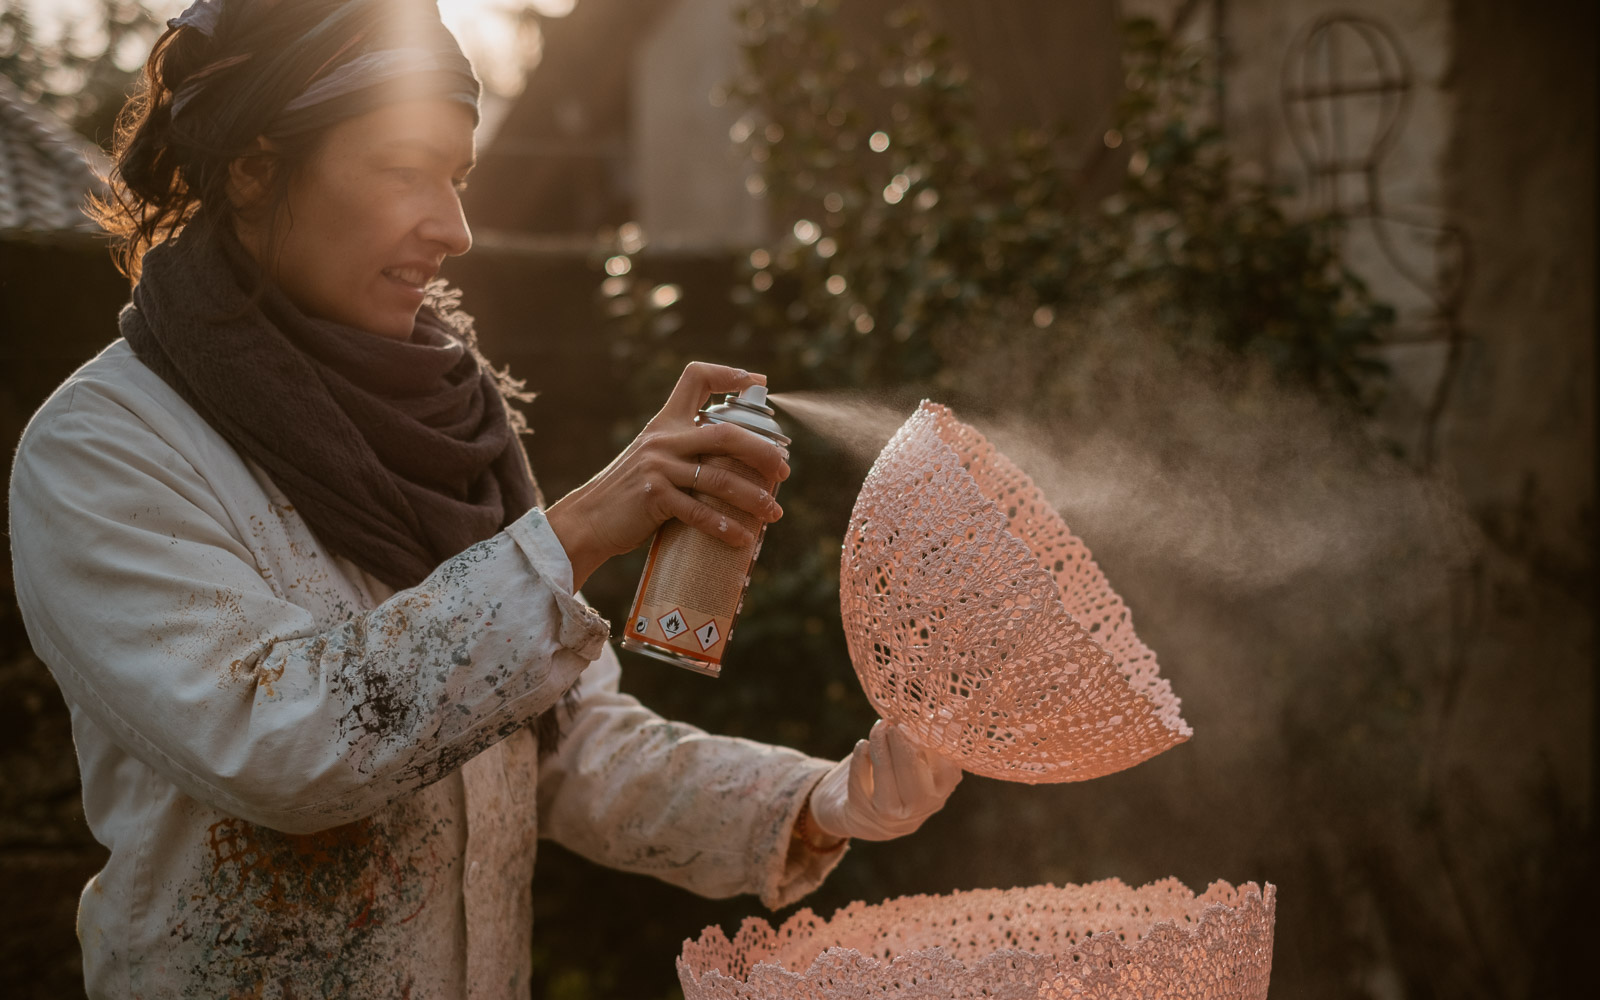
1 73 122 462
464 0 676 242
0 74 106 239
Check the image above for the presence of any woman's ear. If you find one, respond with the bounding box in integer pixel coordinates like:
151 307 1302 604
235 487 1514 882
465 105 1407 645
227 137 279 216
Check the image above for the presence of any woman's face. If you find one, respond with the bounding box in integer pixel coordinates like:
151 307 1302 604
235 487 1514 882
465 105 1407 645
240 99 476 339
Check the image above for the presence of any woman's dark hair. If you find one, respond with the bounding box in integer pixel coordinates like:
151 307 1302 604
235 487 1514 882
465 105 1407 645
90 0 393 282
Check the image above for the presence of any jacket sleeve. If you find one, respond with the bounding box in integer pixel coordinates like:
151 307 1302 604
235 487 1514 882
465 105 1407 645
8 379 611 835
536 643 846 910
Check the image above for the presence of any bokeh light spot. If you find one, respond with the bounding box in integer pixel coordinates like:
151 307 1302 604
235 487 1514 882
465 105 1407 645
618 222 646 254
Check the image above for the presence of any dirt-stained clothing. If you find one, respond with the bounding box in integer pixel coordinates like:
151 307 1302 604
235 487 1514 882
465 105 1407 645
9 342 845 999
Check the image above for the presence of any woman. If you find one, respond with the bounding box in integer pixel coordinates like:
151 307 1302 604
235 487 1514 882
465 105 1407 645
7 1 960 996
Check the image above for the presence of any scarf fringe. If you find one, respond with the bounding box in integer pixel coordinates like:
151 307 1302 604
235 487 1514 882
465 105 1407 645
423 279 535 437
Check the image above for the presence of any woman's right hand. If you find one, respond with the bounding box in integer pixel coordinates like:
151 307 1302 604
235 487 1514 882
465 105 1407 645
544 362 789 590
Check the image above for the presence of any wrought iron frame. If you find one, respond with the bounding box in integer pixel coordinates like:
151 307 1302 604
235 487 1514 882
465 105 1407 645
1280 11 1471 466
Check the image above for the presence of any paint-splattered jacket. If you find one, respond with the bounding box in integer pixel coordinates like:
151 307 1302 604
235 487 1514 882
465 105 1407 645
9 342 845 999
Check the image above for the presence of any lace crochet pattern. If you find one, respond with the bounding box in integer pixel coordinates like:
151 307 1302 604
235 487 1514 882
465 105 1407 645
840 402 1192 783
679 879 1277 1000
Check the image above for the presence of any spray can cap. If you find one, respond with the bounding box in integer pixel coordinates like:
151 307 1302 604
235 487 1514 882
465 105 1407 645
701 383 789 445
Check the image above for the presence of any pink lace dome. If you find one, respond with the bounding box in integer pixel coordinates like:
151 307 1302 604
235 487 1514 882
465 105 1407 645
679 879 1277 1000
840 402 1191 783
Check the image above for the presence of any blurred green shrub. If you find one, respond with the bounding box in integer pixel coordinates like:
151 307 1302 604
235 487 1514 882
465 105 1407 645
1102 18 1394 402
628 1 1394 404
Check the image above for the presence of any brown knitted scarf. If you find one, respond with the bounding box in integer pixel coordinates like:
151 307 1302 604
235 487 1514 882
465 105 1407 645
122 227 538 591
122 227 573 753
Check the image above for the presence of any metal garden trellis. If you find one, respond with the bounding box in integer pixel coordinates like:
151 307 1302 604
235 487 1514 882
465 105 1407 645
1280 12 1470 467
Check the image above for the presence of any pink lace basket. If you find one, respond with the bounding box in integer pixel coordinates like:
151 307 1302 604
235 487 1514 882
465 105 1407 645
679 879 1277 999
840 402 1192 782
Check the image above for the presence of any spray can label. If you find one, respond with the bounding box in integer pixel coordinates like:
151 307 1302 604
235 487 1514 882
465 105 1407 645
622 387 787 677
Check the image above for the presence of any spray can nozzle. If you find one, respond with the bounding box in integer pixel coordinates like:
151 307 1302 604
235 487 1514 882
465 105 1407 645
705 385 789 444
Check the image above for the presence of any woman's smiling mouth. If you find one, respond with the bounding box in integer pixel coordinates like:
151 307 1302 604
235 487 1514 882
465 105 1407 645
382 265 435 289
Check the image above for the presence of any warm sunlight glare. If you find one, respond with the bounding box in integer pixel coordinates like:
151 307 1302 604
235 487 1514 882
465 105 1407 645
430 1 573 96
31 2 569 98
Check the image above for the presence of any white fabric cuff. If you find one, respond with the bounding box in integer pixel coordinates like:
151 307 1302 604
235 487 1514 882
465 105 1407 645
759 759 849 910
506 508 612 660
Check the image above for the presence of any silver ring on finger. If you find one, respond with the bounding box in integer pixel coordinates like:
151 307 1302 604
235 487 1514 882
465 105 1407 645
691 462 702 492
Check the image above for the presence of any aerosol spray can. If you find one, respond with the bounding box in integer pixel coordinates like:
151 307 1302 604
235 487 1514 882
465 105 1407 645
621 385 789 677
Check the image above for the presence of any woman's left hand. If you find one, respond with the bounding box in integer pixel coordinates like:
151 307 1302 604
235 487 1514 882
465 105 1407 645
806 720 963 843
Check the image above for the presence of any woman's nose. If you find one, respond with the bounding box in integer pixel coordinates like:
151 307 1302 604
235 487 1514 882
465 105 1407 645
421 190 472 256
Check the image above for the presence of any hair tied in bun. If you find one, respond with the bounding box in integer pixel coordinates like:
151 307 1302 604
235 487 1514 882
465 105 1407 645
167 0 224 38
